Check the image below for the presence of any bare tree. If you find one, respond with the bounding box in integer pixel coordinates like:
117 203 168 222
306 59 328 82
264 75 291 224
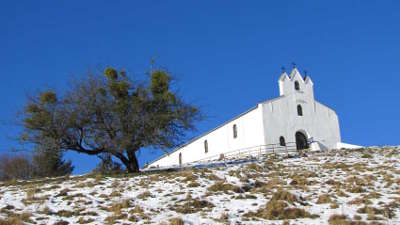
0 154 33 181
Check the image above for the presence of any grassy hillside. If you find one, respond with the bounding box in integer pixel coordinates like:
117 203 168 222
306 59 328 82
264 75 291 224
0 147 399 225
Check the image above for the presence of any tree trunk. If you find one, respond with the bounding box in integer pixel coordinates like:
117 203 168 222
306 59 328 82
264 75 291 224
125 157 140 173
124 149 140 173
112 150 140 173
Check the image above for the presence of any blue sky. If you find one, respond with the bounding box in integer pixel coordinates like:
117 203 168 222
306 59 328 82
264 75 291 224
1 1 399 174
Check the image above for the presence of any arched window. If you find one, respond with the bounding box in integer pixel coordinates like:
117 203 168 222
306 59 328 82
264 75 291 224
294 81 300 91
279 136 286 146
233 124 238 139
297 105 303 116
179 153 182 165
204 140 208 153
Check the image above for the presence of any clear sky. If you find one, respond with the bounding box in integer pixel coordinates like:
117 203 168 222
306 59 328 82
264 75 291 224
1 1 399 174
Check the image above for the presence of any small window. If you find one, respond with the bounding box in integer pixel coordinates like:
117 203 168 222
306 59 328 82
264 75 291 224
204 140 208 153
233 124 238 139
279 136 286 146
297 105 303 116
294 81 300 91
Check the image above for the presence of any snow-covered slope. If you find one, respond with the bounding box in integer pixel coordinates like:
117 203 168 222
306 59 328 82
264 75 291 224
0 147 399 225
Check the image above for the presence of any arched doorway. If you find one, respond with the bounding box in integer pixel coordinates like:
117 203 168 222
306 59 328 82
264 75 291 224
295 131 309 150
179 153 182 166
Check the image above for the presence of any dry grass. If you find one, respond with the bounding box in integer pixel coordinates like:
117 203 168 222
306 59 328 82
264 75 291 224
53 220 69 225
55 210 76 217
173 193 214 214
328 214 368 225
207 181 242 194
244 199 317 220
247 163 264 172
108 199 132 214
137 191 154 200
0 212 33 225
348 197 372 205
169 217 184 225
55 188 71 197
216 213 230 224
179 170 198 183
270 190 302 204
316 194 334 204
77 217 95 224
187 181 200 187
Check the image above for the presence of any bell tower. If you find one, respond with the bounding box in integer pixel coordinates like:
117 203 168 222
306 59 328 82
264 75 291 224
278 67 314 100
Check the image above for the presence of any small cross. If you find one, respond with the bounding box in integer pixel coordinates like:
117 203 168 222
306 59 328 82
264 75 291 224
292 62 296 68
304 70 308 76
281 66 286 73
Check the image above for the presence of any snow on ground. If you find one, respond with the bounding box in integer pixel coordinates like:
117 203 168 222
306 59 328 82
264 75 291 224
0 147 399 225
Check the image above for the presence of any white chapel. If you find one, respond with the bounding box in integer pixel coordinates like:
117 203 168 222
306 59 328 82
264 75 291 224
148 68 359 168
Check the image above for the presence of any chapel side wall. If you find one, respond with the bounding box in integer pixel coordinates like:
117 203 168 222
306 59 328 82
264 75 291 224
313 101 341 148
149 105 265 168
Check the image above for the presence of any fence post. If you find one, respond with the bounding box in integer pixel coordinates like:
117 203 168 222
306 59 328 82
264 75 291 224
286 144 289 157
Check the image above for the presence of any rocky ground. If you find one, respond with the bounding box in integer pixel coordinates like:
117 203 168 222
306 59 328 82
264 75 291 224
0 147 399 225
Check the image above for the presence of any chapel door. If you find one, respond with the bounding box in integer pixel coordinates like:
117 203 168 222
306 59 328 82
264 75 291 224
295 132 309 150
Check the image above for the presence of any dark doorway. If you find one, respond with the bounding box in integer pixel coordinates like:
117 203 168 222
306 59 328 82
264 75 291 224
279 136 286 146
295 132 309 150
179 153 182 166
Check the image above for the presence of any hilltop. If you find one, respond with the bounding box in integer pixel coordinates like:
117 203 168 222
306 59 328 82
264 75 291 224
0 147 399 225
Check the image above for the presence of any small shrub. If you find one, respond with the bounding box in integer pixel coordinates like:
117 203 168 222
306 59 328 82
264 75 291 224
55 188 71 197
77 217 95 224
244 199 317 220
346 185 365 193
330 202 339 209
187 181 200 187
55 210 75 217
0 212 33 225
353 215 362 220
180 170 198 182
357 206 383 215
53 221 69 225
137 191 153 200
316 194 333 204
108 199 132 215
348 197 372 205
173 194 214 214
266 178 284 189
328 214 369 225
289 176 309 187
247 163 263 172
270 190 301 204
361 153 372 159
169 217 184 225
328 214 347 225
207 181 242 194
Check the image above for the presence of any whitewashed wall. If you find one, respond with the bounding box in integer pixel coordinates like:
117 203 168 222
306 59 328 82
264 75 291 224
149 105 265 168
